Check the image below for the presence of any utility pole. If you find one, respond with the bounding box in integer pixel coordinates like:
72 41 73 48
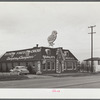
88 25 96 73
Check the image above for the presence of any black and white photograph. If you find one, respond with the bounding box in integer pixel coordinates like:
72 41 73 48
1 1 100 99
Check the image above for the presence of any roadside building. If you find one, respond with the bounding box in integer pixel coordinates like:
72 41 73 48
0 46 78 74
82 57 100 72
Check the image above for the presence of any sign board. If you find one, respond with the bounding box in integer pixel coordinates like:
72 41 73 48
3 48 41 61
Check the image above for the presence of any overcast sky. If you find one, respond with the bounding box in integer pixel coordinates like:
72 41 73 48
0 2 100 61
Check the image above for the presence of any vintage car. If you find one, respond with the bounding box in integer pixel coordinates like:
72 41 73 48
10 66 29 75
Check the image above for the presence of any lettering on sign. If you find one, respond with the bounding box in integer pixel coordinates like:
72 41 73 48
65 57 74 60
6 55 36 61
43 55 55 59
5 49 41 56
4 52 15 56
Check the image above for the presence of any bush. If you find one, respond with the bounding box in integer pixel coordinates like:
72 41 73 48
27 65 36 74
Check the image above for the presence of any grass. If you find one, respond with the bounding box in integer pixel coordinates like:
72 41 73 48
0 73 29 81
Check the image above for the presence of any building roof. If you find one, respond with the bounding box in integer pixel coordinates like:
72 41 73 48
84 57 100 61
0 47 42 62
0 46 78 62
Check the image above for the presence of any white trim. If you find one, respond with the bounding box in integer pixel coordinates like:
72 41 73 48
63 62 66 70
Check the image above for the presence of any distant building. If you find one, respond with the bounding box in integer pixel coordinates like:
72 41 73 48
0 46 78 74
82 57 100 72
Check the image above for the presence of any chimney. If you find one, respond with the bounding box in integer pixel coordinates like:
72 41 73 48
36 44 38 47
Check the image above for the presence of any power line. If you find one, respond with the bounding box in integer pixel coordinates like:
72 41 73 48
88 25 96 73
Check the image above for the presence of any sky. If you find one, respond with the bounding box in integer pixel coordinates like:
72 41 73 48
0 2 100 61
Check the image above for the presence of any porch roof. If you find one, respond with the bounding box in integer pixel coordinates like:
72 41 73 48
84 57 100 61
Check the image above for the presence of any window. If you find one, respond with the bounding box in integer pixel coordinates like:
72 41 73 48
51 62 55 70
43 64 46 70
86 61 89 65
48 50 51 55
13 62 18 67
45 49 51 55
64 51 69 57
2 63 6 72
20 62 26 66
73 62 76 70
98 61 100 65
93 61 94 65
7 63 13 71
67 62 73 70
27 62 33 66
47 62 51 70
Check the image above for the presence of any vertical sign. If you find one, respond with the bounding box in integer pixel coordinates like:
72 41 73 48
56 48 65 73
36 61 42 74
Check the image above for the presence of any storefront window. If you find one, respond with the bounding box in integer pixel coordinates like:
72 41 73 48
13 62 19 67
98 61 100 65
47 62 51 70
67 62 73 70
43 64 46 70
2 63 6 72
27 62 33 66
51 62 55 70
20 62 26 66
73 62 76 70
7 63 13 71
86 61 89 65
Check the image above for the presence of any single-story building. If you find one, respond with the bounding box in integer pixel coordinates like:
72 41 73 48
0 45 78 74
81 57 100 72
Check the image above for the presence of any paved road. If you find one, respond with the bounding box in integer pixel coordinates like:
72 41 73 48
1 74 100 88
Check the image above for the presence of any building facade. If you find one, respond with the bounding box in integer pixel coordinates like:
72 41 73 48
81 57 100 72
0 46 78 74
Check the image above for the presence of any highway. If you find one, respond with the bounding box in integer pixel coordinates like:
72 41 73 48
0 74 100 88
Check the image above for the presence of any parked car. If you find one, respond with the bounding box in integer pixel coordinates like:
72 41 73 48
10 66 29 75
